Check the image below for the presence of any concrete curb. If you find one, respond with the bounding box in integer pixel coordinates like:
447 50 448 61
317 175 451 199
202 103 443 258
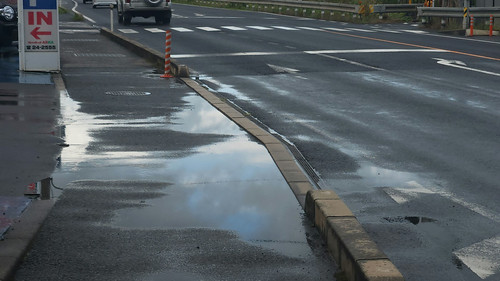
100 28 190 77
96 30 405 281
0 200 55 281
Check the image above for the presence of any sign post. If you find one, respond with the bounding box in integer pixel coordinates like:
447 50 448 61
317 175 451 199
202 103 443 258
18 0 60 72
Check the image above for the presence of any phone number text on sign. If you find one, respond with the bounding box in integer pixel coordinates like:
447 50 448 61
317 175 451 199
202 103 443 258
26 41 57 52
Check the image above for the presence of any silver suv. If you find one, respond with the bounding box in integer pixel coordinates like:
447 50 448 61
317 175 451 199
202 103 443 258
117 0 171 25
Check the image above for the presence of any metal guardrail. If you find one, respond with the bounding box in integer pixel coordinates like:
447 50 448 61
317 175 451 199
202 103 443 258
217 0 359 13
373 4 421 14
418 7 500 17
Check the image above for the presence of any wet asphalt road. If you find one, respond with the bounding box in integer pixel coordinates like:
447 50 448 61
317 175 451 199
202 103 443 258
71 2 500 281
10 12 338 281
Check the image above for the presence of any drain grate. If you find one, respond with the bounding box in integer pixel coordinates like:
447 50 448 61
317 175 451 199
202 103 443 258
105 91 151 96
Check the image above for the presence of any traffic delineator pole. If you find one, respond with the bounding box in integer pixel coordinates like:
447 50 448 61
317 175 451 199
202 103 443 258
470 15 474 37
490 15 494 37
161 30 174 78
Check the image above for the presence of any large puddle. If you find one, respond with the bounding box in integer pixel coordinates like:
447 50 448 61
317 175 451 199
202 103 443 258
52 88 313 257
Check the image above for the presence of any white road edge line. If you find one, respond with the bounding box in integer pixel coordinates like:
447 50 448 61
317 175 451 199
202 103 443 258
71 0 96 23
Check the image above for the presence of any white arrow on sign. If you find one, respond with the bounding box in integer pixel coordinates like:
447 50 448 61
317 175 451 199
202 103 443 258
433 58 500 77
267 64 299 74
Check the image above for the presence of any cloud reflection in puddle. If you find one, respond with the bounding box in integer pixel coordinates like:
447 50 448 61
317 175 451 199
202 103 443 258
55 89 309 257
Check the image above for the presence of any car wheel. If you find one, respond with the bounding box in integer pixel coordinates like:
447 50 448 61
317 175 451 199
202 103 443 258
144 0 163 7
124 13 132 25
118 14 123 24
162 15 171 25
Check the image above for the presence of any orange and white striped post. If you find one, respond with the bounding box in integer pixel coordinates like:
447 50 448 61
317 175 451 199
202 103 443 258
161 30 174 78
470 15 474 37
490 15 494 37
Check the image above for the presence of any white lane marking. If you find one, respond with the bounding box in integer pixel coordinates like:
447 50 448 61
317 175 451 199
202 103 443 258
246 26 273 30
402 30 428 34
296 26 324 31
454 236 500 279
267 64 299 73
372 29 402 34
171 27 193 32
384 182 436 204
118 29 139 34
196 27 221 32
346 28 376 33
172 51 294 59
315 53 384 71
272 26 300 31
434 58 500 77
202 16 244 19
323 27 349 32
71 0 96 23
385 182 500 223
305 49 447 55
221 26 247 31
172 48 448 59
144 28 166 33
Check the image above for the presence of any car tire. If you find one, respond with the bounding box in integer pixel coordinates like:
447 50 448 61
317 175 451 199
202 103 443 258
124 13 132 25
118 13 123 24
162 15 171 25
144 0 163 7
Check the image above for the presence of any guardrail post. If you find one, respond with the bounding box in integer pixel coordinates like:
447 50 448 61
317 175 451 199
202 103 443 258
490 15 494 36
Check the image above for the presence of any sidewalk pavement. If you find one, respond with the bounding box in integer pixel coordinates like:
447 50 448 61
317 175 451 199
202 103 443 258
0 10 338 281
0 44 63 280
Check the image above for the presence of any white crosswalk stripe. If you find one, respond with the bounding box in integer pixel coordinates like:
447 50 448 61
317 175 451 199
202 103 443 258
221 26 247 31
272 26 300 31
171 27 194 32
246 26 273 30
196 27 221 32
323 27 349 32
346 28 376 32
144 28 166 33
118 29 138 34
296 26 323 31
159 26 430 35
